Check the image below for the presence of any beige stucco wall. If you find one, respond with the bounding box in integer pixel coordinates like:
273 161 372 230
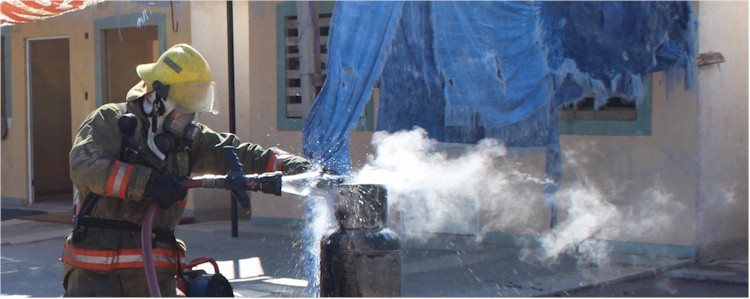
559 73 700 246
1 1 190 205
475 70 701 247
695 1 748 258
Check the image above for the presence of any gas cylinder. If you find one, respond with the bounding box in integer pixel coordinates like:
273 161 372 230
319 184 401 297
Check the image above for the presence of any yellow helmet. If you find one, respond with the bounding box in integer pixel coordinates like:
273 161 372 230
135 43 216 113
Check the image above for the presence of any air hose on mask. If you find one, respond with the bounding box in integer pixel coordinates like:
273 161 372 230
119 112 168 297
141 146 283 297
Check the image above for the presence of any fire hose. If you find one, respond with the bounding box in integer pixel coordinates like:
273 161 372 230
142 147 283 297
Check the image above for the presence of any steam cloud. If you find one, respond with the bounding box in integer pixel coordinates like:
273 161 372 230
348 128 687 266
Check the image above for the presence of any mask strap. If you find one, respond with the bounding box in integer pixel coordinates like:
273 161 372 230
152 80 171 103
150 99 163 133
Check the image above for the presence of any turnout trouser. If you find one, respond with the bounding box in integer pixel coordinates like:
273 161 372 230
63 265 182 297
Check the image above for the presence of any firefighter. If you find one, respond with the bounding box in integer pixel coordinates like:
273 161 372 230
61 43 311 296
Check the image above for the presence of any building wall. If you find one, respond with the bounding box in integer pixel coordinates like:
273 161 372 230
477 72 701 250
501 2 747 255
696 1 749 259
187 1 375 221
1 2 745 257
1 2 191 205
559 73 700 247
0 0 373 220
459 3 747 256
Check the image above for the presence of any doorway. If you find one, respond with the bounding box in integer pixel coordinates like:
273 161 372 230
28 38 72 203
101 26 158 104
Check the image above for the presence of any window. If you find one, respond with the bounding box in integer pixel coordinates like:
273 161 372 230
94 13 166 107
559 96 636 121
280 8 329 119
558 76 652 135
276 1 374 131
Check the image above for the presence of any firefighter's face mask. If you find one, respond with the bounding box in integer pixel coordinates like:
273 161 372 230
144 93 200 160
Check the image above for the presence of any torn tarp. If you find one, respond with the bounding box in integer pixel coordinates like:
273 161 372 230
302 1 404 173
303 1 695 174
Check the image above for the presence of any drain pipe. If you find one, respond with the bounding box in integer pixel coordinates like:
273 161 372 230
226 0 240 238
320 184 401 297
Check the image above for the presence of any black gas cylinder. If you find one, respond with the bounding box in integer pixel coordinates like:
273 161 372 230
320 184 401 297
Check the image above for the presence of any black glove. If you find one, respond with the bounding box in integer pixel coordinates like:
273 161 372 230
144 173 188 209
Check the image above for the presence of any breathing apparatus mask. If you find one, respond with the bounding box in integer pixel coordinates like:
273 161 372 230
144 80 216 160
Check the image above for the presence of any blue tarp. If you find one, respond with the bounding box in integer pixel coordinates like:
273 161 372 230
302 1 404 173
303 1 695 176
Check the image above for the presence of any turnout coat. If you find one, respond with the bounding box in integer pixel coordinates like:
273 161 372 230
62 87 310 295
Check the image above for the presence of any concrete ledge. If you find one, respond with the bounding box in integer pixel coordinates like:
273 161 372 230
664 260 748 284
1 197 26 207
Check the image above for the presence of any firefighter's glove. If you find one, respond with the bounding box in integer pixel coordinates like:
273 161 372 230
144 173 188 209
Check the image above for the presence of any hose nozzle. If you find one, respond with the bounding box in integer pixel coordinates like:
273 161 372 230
245 172 282 196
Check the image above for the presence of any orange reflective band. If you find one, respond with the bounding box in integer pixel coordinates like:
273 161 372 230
266 154 277 173
106 161 134 199
62 243 185 272
266 150 292 172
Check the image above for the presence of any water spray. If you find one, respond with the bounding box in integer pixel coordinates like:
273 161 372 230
281 173 402 296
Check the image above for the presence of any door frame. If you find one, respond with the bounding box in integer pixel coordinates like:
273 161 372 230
26 36 70 204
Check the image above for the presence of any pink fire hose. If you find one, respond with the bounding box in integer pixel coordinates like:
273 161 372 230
141 171 283 297
142 204 161 297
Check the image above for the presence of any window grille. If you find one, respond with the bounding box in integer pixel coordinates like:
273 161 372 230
282 12 330 118
558 75 652 136
559 96 637 121
276 2 374 131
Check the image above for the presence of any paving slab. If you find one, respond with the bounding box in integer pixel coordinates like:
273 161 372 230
0 218 720 297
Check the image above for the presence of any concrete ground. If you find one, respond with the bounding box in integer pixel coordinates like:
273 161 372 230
1 203 746 297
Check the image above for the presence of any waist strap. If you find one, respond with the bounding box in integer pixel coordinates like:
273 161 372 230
74 216 176 243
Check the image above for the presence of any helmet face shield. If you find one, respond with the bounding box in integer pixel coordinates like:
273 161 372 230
169 81 218 114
